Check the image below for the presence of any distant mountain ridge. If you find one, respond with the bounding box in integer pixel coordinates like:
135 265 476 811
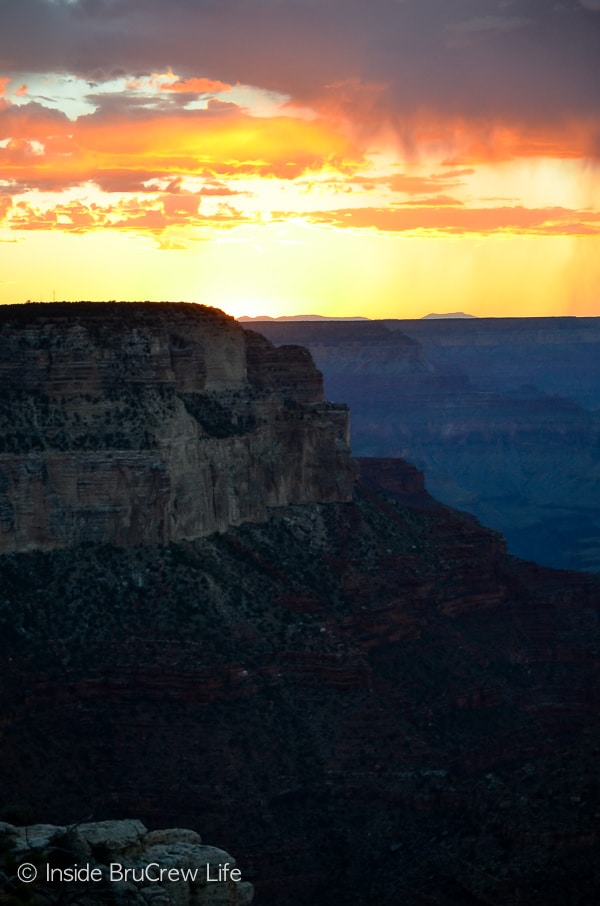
422 311 477 319
238 313 478 322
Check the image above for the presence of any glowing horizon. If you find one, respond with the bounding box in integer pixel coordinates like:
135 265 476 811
1 1 599 318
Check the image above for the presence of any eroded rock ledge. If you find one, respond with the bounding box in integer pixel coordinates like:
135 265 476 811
0 302 354 552
0 818 253 904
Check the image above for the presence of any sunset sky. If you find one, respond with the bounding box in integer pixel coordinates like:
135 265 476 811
1 0 599 318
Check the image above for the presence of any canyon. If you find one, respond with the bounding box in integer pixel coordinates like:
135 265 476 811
1 303 599 905
252 316 600 572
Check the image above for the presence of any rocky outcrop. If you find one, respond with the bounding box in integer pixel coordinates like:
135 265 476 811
357 457 426 500
243 330 325 404
0 303 353 552
0 819 253 904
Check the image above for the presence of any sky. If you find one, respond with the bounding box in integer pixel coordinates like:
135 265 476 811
1 0 599 319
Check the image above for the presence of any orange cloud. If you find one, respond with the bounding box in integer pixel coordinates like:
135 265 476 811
0 100 364 198
388 171 473 194
0 197 12 219
305 204 600 236
297 76 600 163
376 112 600 165
75 109 361 177
157 76 232 95
6 193 250 235
437 117 600 164
1 81 597 250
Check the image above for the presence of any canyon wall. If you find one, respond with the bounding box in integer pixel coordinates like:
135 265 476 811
0 303 353 552
252 317 600 572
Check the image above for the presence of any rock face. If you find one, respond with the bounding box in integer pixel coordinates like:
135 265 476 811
0 819 253 904
357 457 426 500
0 303 353 552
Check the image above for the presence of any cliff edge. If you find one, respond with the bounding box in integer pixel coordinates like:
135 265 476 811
0 302 353 552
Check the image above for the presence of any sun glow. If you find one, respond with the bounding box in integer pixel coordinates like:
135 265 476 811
1 14 599 317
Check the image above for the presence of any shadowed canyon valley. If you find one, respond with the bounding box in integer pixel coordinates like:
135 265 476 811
251 316 600 574
1 303 599 906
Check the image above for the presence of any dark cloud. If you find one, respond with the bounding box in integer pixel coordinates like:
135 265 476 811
1 0 597 129
0 99 70 137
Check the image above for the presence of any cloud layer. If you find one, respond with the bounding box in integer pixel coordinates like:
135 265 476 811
0 0 599 268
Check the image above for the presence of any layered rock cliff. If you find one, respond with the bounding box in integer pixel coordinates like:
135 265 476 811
0 303 353 552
